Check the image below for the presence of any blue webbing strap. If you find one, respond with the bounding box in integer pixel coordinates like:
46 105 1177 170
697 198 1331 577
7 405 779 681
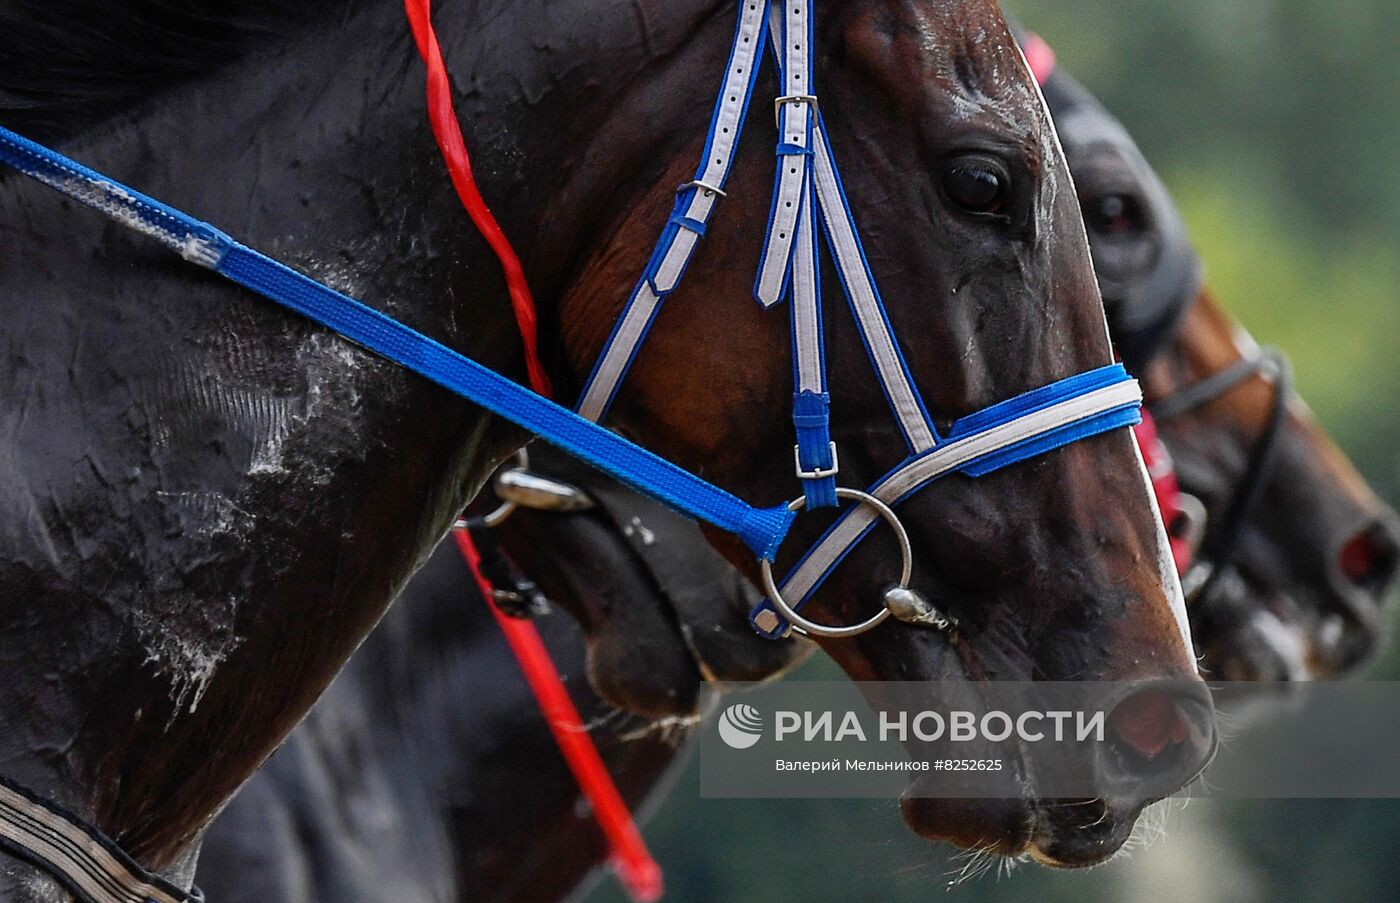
574 0 772 422
0 124 796 561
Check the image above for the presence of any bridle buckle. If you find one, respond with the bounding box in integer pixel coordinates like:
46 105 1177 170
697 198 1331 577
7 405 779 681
794 442 840 481
774 94 819 126
677 179 727 198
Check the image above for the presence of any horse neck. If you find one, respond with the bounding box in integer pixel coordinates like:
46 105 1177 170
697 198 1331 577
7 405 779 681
31 0 735 382
0 0 729 878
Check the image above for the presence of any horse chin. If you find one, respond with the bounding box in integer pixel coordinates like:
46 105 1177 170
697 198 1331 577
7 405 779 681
899 794 1034 859
584 634 704 720
899 792 1153 869
893 643 1215 870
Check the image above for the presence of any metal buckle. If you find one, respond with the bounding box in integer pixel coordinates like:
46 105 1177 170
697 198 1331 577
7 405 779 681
454 450 530 530
677 179 727 198
774 94 819 126
758 488 914 639
793 442 839 481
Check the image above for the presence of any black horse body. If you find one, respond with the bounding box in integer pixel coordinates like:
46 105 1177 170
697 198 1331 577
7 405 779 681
194 511 708 903
0 0 763 889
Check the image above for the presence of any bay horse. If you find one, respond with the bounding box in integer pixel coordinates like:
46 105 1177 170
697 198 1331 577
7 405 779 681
196 315 1399 900
0 0 1210 894
1035 58 1400 680
1145 292 1398 678
194 38 1400 900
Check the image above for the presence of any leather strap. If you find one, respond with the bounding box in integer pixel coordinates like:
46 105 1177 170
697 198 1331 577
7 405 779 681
755 0 815 306
575 0 771 421
0 776 199 903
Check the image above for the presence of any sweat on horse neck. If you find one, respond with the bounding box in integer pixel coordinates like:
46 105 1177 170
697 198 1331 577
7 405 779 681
0 0 736 880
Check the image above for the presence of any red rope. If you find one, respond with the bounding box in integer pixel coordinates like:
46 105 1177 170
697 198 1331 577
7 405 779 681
452 531 663 903
405 2 659 896
403 0 552 398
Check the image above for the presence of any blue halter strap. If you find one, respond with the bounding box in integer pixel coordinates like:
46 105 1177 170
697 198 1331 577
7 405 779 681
0 0 1141 644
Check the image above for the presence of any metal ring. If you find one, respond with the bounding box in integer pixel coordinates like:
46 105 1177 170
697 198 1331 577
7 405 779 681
759 488 913 639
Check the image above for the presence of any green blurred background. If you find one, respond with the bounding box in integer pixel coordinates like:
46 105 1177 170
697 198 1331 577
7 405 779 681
589 1 1400 900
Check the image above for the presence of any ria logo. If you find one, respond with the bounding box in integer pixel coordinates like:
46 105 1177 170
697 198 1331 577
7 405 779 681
718 703 764 749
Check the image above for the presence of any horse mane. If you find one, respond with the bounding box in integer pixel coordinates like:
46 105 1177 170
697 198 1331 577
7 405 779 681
0 0 360 142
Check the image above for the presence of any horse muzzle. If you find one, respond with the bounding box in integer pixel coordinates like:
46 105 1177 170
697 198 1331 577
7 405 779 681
899 681 1216 868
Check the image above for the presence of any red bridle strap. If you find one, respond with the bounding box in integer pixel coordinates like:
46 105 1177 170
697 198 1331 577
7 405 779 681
404 0 552 397
1134 411 1192 574
451 529 663 902
406 2 659 897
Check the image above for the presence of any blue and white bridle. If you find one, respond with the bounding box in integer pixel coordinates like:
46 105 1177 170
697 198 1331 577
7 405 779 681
0 1 1143 895
573 1 1143 637
0 0 1142 642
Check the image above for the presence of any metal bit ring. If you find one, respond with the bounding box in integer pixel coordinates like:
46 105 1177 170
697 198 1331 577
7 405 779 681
759 488 913 639
482 449 531 528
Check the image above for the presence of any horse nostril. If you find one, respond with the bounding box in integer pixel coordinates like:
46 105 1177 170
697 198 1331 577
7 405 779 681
1337 520 1400 603
1101 684 1216 794
1109 690 1192 760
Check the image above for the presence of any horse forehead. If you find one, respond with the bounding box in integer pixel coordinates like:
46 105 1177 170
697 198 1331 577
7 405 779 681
847 0 1042 114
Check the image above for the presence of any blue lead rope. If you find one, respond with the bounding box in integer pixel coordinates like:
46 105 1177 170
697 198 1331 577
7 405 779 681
0 125 797 561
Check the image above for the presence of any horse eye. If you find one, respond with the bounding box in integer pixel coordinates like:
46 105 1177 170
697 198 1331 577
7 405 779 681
1085 193 1145 237
942 161 1008 216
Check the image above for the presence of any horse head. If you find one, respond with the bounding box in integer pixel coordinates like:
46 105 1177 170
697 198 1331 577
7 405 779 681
1040 60 1400 682
561 0 1212 866
1143 293 1400 680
